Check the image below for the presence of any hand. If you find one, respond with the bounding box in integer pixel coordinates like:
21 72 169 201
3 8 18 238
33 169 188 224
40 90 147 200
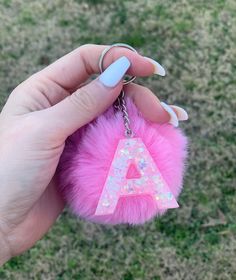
0 44 187 265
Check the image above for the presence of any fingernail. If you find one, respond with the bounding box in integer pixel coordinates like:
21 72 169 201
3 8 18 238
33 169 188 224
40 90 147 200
99 56 131 87
144 57 166 76
170 105 188 121
160 102 179 127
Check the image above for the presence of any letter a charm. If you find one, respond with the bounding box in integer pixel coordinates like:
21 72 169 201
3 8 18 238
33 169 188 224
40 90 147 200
95 138 179 216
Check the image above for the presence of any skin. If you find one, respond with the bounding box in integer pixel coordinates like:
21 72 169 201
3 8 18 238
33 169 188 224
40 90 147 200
0 44 173 265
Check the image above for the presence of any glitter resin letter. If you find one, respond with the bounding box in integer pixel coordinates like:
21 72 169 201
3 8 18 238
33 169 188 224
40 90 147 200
95 138 179 216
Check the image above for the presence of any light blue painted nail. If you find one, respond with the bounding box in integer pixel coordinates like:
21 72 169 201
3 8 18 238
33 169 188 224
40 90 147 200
99 56 131 87
144 57 166 76
160 102 179 127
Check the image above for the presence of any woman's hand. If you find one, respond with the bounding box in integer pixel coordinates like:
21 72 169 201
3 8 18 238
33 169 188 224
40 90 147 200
0 44 187 265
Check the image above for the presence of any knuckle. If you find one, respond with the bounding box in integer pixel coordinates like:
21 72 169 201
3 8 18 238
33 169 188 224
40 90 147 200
69 88 96 116
80 43 96 52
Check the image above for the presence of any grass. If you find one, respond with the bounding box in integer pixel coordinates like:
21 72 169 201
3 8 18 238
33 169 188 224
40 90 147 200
0 0 236 279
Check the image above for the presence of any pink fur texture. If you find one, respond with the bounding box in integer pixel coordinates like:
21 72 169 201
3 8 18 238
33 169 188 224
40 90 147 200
57 99 188 225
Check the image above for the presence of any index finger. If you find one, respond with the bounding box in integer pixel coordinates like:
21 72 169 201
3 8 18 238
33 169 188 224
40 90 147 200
36 44 163 90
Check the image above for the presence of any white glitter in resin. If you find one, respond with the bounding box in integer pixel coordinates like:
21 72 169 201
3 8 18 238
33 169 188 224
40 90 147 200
95 138 179 216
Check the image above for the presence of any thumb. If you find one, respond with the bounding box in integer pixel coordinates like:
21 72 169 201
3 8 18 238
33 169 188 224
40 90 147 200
44 56 131 138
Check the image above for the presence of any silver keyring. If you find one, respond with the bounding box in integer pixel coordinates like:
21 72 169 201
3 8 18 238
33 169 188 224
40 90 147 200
98 43 138 85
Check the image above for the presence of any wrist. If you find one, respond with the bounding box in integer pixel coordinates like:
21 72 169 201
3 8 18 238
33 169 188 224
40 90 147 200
0 229 11 266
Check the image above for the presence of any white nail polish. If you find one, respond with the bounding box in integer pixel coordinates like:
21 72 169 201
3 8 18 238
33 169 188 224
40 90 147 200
170 105 188 121
99 56 131 87
160 102 179 127
144 57 166 76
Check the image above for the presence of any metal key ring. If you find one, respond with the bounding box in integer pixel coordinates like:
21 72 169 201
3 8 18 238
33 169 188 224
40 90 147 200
98 43 138 85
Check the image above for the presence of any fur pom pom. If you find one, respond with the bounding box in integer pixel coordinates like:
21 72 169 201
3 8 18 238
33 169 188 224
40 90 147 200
57 99 188 225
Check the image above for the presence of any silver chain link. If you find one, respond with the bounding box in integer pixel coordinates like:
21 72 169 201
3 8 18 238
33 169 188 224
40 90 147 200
98 43 138 138
114 90 134 138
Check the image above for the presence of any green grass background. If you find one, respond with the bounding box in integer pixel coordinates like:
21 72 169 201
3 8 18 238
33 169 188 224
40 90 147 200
0 0 236 279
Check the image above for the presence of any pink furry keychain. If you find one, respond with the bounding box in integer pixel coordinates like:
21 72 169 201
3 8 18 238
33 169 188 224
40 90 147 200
58 43 188 225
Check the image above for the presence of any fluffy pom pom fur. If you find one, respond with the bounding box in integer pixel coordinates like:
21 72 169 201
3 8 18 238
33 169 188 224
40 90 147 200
57 99 188 225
